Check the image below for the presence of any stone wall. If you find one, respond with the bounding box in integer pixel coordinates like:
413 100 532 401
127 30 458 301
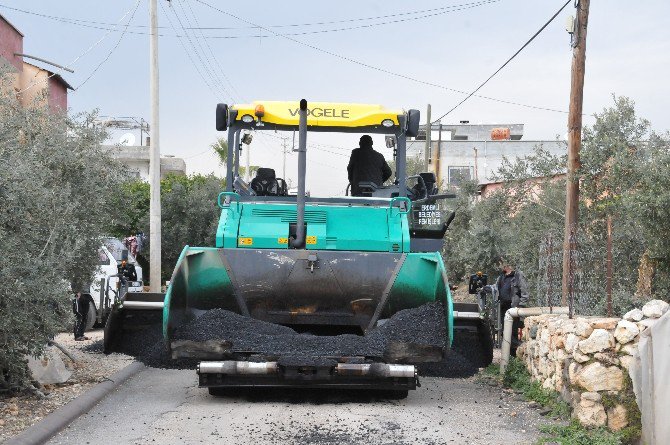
517 299 669 431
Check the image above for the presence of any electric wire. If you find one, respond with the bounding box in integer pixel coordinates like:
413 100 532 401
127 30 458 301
193 0 570 115
75 0 142 90
0 0 500 36
171 0 235 101
158 0 221 98
182 0 243 102
15 0 141 95
164 1 230 100
431 0 572 123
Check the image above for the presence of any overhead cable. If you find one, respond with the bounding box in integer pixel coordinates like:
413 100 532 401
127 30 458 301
431 0 572 123
193 0 569 115
0 0 500 34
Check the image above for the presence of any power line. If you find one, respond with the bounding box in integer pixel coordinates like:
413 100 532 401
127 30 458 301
76 0 142 90
0 0 500 34
193 0 570 115
165 1 230 100
16 0 141 96
182 0 243 102
431 0 572 123
158 0 222 98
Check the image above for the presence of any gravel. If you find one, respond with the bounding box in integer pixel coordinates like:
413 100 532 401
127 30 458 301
0 330 133 443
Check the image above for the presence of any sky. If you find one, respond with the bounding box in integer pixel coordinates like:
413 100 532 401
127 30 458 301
2 0 669 196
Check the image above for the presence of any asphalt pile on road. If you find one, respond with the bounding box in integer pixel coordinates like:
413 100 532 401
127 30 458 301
174 302 447 359
108 302 483 376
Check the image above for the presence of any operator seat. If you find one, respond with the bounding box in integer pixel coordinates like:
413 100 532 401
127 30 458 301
250 168 288 196
419 172 438 196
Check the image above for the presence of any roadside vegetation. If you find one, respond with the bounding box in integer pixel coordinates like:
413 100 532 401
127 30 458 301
445 96 670 314
109 174 224 284
0 72 125 391
484 359 636 445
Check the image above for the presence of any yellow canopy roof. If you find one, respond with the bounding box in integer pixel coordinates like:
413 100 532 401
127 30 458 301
231 101 403 129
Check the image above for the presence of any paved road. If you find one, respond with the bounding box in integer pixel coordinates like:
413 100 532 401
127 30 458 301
49 367 549 445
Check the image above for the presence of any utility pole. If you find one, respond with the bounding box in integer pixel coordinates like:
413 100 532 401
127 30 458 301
149 0 161 292
473 147 479 182
245 141 251 181
606 216 613 316
424 104 431 169
561 0 590 309
282 137 288 180
436 122 443 183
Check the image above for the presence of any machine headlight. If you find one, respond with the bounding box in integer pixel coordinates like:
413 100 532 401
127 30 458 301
381 119 394 128
241 114 254 123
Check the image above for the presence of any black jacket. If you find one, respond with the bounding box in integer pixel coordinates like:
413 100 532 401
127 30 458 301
118 263 137 281
347 147 392 196
72 294 92 316
495 270 530 308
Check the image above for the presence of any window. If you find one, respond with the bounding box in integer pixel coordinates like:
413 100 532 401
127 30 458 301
448 166 473 186
98 249 110 265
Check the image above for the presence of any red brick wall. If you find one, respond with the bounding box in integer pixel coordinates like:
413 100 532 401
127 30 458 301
0 16 23 71
48 77 68 111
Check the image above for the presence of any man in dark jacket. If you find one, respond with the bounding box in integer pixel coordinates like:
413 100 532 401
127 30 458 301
72 291 91 341
118 259 137 282
495 258 530 356
347 135 393 196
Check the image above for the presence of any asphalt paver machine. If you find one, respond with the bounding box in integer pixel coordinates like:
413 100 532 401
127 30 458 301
106 100 492 395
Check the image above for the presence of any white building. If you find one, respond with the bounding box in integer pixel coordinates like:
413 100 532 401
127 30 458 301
408 123 566 186
103 145 186 181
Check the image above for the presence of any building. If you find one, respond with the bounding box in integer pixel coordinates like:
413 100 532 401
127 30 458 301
407 123 567 187
0 13 72 111
102 145 187 181
478 173 566 198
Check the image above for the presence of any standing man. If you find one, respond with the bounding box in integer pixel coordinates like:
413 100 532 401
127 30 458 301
495 257 530 356
118 259 137 282
72 291 90 341
347 135 393 196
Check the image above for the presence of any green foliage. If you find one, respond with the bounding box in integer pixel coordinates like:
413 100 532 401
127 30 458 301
110 174 224 283
210 138 228 166
503 358 571 419
388 152 427 185
538 421 624 445
444 96 670 313
0 72 125 390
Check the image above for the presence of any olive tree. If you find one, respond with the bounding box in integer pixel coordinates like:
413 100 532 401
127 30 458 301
110 174 224 284
0 73 125 390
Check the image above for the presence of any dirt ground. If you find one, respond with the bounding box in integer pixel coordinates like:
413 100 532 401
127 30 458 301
0 329 132 443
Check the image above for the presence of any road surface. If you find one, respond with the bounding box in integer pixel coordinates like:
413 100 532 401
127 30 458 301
48 366 550 445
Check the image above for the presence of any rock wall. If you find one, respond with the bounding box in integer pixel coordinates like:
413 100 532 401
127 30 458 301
517 299 669 431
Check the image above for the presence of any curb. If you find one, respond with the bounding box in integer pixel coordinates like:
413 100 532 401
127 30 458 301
5 361 145 445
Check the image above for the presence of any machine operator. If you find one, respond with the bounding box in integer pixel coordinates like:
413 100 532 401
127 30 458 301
347 135 392 196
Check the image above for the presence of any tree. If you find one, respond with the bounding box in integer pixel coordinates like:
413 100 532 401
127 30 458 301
110 174 224 283
444 96 670 315
0 72 125 390
211 138 228 166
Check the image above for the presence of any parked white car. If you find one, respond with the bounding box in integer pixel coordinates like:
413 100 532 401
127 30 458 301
84 238 144 329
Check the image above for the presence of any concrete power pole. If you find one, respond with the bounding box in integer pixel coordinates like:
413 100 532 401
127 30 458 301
282 137 288 180
149 0 161 292
245 141 251 181
561 0 590 309
424 104 431 170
